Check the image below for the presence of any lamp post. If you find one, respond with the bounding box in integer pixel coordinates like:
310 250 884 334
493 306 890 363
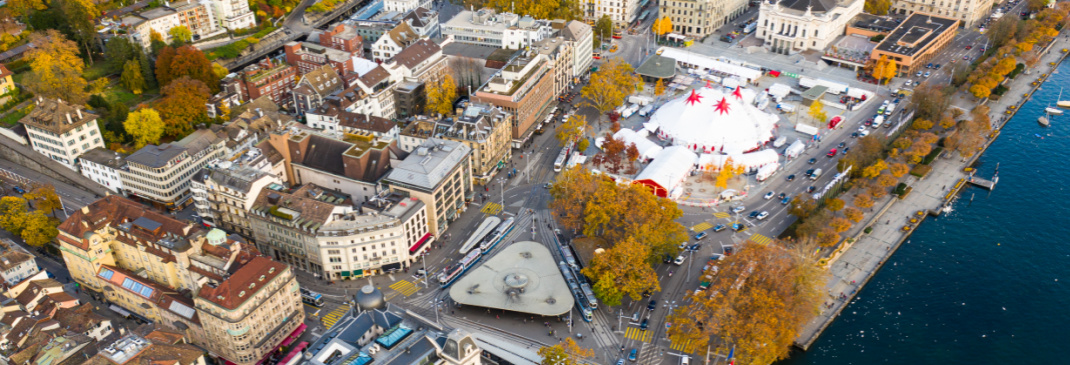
497 177 506 211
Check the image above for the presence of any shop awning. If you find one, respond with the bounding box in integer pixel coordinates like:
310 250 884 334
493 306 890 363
108 304 131 317
769 70 781 77
382 262 402 272
279 324 307 348
409 233 435 254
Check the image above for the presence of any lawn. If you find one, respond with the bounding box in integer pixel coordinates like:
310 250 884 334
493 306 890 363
0 106 31 128
83 62 113 81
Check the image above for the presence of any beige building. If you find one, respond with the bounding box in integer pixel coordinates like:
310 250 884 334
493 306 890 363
384 139 472 235
534 37 575 97
56 196 305 365
399 104 513 184
658 0 748 39
757 0 864 55
120 129 226 211
190 162 283 236
891 0 992 28
869 13 959 75
586 0 640 27
19 97 104 170
84 331 206 365
472 54 556 148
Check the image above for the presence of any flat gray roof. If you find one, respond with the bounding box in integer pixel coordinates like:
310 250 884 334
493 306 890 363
449 241 574 316
636 54 676 79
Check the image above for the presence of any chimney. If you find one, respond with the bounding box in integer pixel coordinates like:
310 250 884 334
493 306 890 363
65 113 73 124
76 109 83 120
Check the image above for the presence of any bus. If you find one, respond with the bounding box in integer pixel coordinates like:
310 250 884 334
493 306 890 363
300 288 324 307
612 29 622 39
553 141 574 172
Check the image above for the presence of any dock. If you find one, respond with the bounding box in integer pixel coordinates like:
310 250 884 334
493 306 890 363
966 175 998 190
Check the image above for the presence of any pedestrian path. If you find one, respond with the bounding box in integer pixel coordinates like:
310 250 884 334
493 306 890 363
624 327 653 342
480 202 503 215
389 279 420 296
713 212 731 219
321 304 350 330
669 335 697 353
749 233 773 245
691 222 713 232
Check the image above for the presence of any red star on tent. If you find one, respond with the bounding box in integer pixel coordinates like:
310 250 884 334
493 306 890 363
714 97 731 115
705 80 712 88
732 87 743 100
685 89 703 106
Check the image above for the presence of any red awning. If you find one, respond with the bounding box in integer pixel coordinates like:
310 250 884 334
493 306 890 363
769 70 781 77
409 233 435 254
251 323 308 365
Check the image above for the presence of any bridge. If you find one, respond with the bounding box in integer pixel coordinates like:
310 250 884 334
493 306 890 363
220 0 373 71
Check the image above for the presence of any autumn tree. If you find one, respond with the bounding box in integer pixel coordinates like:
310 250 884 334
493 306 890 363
788 196 817 219
156 77 211 137
156 46 221 92
168 25 193 44
887 162 908 177
826 198 845 213
854 194 875 209
0 196 28 235
20 211 57 247
910 83 954 121
556 114 591 151
121 60 146 95
1028 0 1050 12
426 73 458 117
625 143 640 163
125 108 166 148
871 55 897 83
829 217 852 234
479 0 582 23
868 182 888 199
652 16 673 39
876 173 898 188
581 59 639 119
8 0 46 18
582 236 660 306
864 0 892 15
23 30 89 104
57 0 98 64
843 207 864 223
714 158 744 189
538 338 594 365
808 101 827 124
988 15 1020 48
23 184 62 217
861 159 888 179
667 242 823 365
654 78 666 96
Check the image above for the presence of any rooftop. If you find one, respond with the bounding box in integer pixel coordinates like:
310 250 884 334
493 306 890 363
635 54 677 79
0 239 35 273
449 241 575 316
78 147 129 170
20 97 97 135
58 195 198 252
125 143 186 169
385 138 470 191
875 13 958 57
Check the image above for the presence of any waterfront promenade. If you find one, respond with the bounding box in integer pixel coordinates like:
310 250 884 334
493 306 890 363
794 32 1070 349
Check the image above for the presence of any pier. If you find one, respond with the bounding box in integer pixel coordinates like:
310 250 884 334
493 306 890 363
966 175 998 190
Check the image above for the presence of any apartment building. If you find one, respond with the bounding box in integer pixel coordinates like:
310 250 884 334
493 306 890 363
265 126 399 203
121 1 222 49
534 37 575 97
171 0 218 38
19 97 103 170
79 148 128 194
403 7 440 37
758 0 864 54
0 64 15 104
120 129 226 210
658 0 748 39
238 57 297 106
307 104 401 141
249 186 429 280
84 332 206 365
284 41 357 76
56 196 305 365
589 0 640 26
384 139 472 235
206 0 256 30
558 20 594 78
291 65 346 115
190 162 283 236
371 22 421 62
869 13 959 74
319 23 365 57
385 0 432 13
442 9 553 49
471 54 556 148
400 104 512 184
891 0 992 28
0 239 39 287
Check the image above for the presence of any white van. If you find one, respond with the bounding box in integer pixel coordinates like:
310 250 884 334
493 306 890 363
872 115 885 129
809 168 823 180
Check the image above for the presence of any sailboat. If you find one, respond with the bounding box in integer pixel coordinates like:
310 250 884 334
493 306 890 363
1048 88 1065 114
1058 87 1070 108
1039 115 1050 127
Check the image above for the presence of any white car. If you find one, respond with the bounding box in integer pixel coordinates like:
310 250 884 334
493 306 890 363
923 71 931 78
903 79 914 87
860 129 870 137
916 71 923 77
858 125 867 133
756 211 770 220
673 255 686 265
763 192 775 200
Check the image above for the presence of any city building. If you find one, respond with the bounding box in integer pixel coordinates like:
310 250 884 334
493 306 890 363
384 0 432 13
190 162 283 236
291 65 346 115
56 196 306 365
206 0 256 30
558 20 594 78
442 9 554 49
658 0 748 39
386 38 450 86
19 97 103 170
757 0 864 55
371 22 421 62
78 147 128 194
393 81 425 118
306 286 484 365
121 1 223 49
83 331 206 365
588 0 640 27
319 23 366 56
533 37 575 97
400 104 513 184
403 7 440 37
238 57 297 106
471 54 556 148
307 105 401 141
0 239 39 287
891 0 992 28
249 186 429 280
384 139 471 235
869 13 959 75
120 128 226 210
285 41 358 76
0 64 16 104
347 67 399 119
340 20 395 43
266 126 400 203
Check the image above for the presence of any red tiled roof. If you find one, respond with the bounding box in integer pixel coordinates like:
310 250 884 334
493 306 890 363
58 196 199 251
196 256 287 310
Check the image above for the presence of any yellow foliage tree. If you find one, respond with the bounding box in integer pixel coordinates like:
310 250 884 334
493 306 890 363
426 73 458 116
873 55 897 84
581 58 639 118
23 30 89 104
125 108 166 149
0 196 28 235
581 236 660 306
808 101 827 123
537 338 594 365
864 0 892 15
861 159 888 179
168 25 193 43
652 16 673 36
20 211 57 248
24 184 61 217
556 114 591 151
654 78 665 96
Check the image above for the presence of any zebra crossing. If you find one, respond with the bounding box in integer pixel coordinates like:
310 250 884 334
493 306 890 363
713 212 731 219
480 202 503 215
389 279 420 296
321 304 351 330
669 335 698 353
749 233 773 245
624 327 653 342
691 222 713 232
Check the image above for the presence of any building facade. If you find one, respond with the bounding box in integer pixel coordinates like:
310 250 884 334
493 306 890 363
559 20 594 78
400 104 513 184
384 0 432 13
120 129 226 210
78 147 128 194
442 9 553 49
891 0 992 28
471 54 556 148
19 97 103 170
239 57 297 106
207 0 257 30
757 0 864 55
291 65 345 116
319 23 366 56
371 22 420 62
384 139 472 235
658 0 748 39
0 239 39 287
588 0 640 27
284 41 357 76
869 13 959 75
190 162 282 236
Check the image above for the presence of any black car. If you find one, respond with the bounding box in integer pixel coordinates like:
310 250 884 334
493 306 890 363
749 211 761 218
662 254 673 264
807 186 816 193
713 224 727 232
808 158 817 164
778 193 787 200
851 132 860 138
805 169 815 176
786 174 796 181
838 142 846 148
688 243 701 252
11 186 25 194
640 318 649 330
648 300 657 310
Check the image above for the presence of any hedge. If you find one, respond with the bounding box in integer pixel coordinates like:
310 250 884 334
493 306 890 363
910 164 932 177
921 147 943 165
1007 63 1025 79
893 182 908 195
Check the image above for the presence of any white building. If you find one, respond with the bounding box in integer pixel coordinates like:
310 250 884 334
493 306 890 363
559 20 594 78
891 0 994 28
403 7 440 37
78 147 127 194
208 0 257 30
441 9 553 49
757 0 864 55
371 22 420 62
384 0 433 13
120 1 223 49
587 0 639 27
658 0 748 39
120 129 226 210
0 239 40 287
19 97 104 170
190 161 283 236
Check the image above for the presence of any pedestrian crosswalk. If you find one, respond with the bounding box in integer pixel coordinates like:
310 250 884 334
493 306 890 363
749 233 773 245
624 327 653 342
321 304 351 330
669 335 698 353
691 222 713 232
481 202 503 215
713 212 731 219
389 280 420 296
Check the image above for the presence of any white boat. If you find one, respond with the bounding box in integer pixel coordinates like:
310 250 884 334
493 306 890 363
1046 107 1063 115
1058 100 1070 108
1039 116 1050 127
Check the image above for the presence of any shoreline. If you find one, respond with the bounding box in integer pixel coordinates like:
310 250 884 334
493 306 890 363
792 33 1070 351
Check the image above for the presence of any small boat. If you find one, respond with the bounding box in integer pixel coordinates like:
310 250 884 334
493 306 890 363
1046 107 1063 115
1039 116 1050 127
1058 100 1070 108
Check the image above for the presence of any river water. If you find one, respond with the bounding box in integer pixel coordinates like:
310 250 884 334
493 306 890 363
779 62 1070 364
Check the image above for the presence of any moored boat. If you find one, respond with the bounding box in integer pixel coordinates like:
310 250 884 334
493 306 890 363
1039 116 1050 127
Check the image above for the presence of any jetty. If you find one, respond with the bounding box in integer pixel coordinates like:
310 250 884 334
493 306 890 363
966 175 998 190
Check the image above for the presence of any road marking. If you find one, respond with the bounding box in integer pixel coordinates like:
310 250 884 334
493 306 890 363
480 202 503 215
669 335 698 353
389 280 420 296
321 304 351 330
624 327 653 342
750 233 773 245
713 212 730 219
691 222 713 232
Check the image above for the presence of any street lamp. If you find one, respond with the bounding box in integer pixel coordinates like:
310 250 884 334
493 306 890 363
497 177 506 211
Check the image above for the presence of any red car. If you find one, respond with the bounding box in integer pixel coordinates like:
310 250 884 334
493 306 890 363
827 149 838 157
965 45 972 50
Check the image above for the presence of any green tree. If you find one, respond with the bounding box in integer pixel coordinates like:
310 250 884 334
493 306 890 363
125 108 166 148
168 25 193 45
537 338 594 365
106 37 143 75
594 15 613 49
20 211 57 248
0 196 28 235
56 0 98 65
122 60 147 95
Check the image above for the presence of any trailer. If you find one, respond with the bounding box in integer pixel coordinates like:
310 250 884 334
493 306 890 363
755 163 779 182
795 123 820 136
785 140 805 158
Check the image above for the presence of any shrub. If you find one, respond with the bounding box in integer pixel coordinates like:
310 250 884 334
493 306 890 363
910 164 931 177
893 182 908 195
921 147 943 165
864 227 873 234
992 84 1009 96
870 35 886 42
1007 63 1025 79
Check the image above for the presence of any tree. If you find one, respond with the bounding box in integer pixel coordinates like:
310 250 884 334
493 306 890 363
1028 0 1050 12
864 0 892 15
8 0 47 18
23 30 89 104
139 52 158 90
854 194 875 209
654 78 666 96
538 338 594 365
155 46 177 87
861 160 888 179
581 59 639 118
56 0 98 64
594 15 614 48
106 37 142 75
166 46 221 92
788 197 817 219
826 198 845 213
888 162 909 177
20 211 57 248
652 16 673 37
911 118 934 130
582 237 660 306
0 196 28 235
910 83 954 121
714 158 743 189
426 73 458 117
625 143 640 163
667 243 823 365
808 101 827 124
599 133 627 173
876 173 898 188
988 15 1020 48
168 25 193 44
843 207 864 223
872 55 897 83
121 60 146 95
868 182 888 199
125 108 165 148
829 217 852 233
23 184 62 217
150 29 167 55
156 77 211 137
557 114 591 150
